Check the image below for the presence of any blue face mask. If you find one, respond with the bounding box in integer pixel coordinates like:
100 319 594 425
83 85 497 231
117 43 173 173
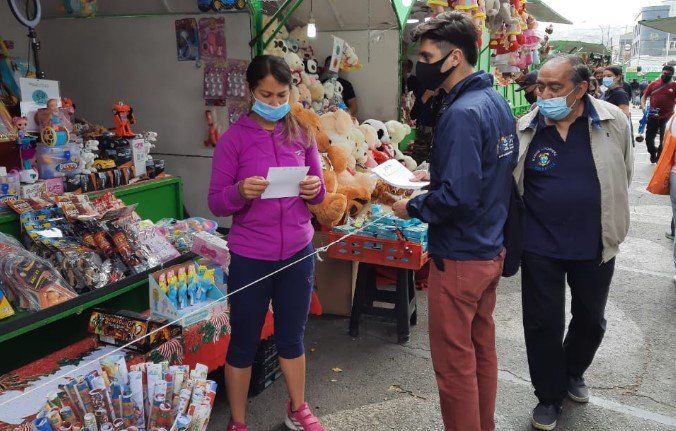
536 86 579 121
252 97 290 122
602 77 615 88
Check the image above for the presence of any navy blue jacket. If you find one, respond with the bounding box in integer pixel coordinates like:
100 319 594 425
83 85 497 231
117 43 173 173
407 72 518 260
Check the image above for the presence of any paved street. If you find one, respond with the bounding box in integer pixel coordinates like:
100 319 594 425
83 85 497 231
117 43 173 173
209 108 676 430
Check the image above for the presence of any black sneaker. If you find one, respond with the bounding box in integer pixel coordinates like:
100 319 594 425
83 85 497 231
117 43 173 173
650 153 657 163
531 403 562 431
567 376 590 403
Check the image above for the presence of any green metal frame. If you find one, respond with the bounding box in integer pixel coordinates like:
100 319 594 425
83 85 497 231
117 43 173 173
248 0 305 56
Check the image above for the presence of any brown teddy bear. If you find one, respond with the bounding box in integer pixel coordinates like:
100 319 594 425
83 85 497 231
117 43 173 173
291 104 347 227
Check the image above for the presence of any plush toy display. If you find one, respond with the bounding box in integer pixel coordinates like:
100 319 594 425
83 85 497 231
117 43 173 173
385 120 417 170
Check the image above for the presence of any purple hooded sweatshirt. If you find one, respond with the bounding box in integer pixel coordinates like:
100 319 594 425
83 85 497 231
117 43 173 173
208 114 326 261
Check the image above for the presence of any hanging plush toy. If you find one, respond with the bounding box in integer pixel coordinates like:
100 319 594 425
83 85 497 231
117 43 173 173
427 0 450 16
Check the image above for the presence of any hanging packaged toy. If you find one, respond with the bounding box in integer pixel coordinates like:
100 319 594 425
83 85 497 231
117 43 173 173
203 64 227 105
36 143 82 179
0 250 77 311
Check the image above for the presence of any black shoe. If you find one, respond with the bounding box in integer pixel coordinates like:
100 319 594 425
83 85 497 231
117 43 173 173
650 153 657 163
531 403 562 431
567 376 590 403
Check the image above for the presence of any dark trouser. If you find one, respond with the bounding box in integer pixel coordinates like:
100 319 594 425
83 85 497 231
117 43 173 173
226 243 315 368
521 251 615 405
646 117 669 158
411 126 433 164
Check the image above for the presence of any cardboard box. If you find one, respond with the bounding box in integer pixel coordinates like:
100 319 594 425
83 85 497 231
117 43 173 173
20 178 64 199
87 308 181 353
313 232 358 316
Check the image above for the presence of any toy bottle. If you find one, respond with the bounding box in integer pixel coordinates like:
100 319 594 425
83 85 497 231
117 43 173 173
178 267 188 309
187 265 198 306
159 273 168 294
200 269 216 303
196 265 207 301
167 270 179 309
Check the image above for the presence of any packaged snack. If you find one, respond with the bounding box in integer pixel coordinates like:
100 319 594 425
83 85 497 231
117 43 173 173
55 194 100 222
88 308 181 353
0 286 15 319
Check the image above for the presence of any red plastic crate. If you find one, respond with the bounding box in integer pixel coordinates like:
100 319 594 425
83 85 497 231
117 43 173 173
328 232 429 270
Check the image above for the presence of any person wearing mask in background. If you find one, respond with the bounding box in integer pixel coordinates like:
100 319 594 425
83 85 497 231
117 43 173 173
602 66 631 118
641 65 676 163
392 11 518 431
514 55 632 430
405 58 443 163
209 55 326 431
593 66 605 84
321 56 358 116
516 70 539 108
630 78 640 106
588 77 602 99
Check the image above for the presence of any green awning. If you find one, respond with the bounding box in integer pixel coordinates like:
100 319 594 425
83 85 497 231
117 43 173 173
639 16 676 34
526 0 573 25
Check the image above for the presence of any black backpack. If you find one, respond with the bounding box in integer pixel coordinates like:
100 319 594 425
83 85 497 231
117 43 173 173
502 178 525 277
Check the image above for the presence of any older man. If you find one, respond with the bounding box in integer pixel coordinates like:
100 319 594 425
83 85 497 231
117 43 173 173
514 55 633 430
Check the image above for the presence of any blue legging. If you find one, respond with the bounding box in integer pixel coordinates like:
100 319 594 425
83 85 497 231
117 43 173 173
226 243 315 368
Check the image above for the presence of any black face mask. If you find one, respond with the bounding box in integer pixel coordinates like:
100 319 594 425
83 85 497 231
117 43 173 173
525 91 537 105
416 52 455 91
662 74 673 84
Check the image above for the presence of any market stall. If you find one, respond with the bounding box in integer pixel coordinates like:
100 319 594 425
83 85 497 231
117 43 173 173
0 0 577 429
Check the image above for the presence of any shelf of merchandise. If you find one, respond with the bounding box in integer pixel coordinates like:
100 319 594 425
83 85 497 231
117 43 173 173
0 176 187 374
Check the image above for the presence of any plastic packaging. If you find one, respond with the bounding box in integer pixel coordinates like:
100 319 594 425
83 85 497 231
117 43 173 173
0 250 77 311
36 144 82 179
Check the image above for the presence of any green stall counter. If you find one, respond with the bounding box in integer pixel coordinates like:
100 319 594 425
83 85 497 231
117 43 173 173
0 176 188 374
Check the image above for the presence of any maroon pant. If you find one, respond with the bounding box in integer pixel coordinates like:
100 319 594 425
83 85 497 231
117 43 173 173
428 252 504 431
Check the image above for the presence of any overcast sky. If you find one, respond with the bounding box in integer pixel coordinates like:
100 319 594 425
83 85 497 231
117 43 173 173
543 0 666 27
538 0 671 43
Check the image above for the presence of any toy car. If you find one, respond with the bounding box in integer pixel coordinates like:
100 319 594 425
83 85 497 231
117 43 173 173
93 159 116 170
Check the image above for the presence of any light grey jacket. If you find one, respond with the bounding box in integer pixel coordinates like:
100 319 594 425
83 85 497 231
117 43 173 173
514 96 633 262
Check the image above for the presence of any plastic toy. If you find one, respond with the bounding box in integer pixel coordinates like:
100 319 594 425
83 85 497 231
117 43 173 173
80 139 99 173
167 270 179 309
197 265 215 302
12 116 39 183
204 110 219 147
187 264 198 306
177 267 188 309
113 102 136 138
158 272 168 294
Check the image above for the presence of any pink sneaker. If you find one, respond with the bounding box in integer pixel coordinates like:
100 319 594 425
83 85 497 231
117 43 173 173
227 420 248 431
285 401 325 431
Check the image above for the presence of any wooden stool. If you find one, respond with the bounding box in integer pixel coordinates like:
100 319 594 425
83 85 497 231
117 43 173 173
349 263 417 343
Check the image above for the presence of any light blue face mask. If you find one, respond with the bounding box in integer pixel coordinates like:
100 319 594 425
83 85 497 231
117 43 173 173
536 86 579 121
252 97 290 122
602 77 615 88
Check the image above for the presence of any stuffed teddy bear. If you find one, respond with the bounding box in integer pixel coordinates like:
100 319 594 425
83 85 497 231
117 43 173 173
385 120 417 170
263 14 289 42
340 43 362 72
297 84 312 108
358 123 380 168
301 58 325 103
288 25 314 60
363 119 395 164
372 181 415 206
265 38 289 57
284 51 304 85
345 125 370 171
290 104 348 227
320 109 352 137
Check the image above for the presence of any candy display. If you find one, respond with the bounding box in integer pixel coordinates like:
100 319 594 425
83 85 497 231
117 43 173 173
190 231 230 268
34 359 216 431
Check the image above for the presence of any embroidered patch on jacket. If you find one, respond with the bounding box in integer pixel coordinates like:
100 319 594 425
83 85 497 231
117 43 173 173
497 134 515 159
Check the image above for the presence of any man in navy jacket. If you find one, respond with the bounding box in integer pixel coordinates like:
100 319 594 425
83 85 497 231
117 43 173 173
393 11 518 431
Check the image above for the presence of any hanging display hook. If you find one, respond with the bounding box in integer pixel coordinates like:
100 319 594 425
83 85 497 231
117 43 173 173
6 0 45 78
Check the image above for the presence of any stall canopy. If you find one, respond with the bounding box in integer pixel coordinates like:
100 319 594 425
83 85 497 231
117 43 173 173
639 16 676 34
39 0 248 18
550 40 609 55
525 0 572 25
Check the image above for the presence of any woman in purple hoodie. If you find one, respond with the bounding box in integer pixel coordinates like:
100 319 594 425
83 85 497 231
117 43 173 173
208 55 326 431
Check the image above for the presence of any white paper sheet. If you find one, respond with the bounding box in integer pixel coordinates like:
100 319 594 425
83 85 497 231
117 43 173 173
371 159 430 190
261 166 310 199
